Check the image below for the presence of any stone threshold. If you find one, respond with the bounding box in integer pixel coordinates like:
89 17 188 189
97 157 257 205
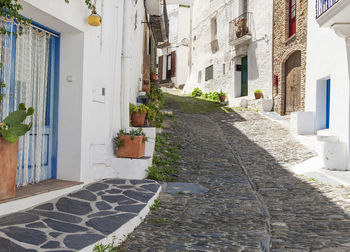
0 180 85 218
0 180 83 205
0 179 161 251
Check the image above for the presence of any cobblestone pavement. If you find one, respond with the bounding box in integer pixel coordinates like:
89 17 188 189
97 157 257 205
119 96 350 252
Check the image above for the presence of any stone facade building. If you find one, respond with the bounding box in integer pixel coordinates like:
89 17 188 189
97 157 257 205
273 0 308 115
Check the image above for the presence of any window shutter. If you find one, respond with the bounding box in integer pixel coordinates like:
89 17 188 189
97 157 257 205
158 55 163 81
171 51 176 77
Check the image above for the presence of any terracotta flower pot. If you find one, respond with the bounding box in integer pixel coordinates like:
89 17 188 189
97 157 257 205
117 135 146 159
219 95 226 102
254 92 263 99
151 73 158 81
131 112 147 126
0 137 19 201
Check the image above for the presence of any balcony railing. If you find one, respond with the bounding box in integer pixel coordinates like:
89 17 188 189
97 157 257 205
316 0 339 18
229 12 252 44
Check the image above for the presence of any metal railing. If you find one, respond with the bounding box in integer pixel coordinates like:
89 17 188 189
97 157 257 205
229 12 252 42
316 0 339 18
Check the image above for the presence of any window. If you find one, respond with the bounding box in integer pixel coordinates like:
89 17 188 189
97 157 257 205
223 64 226 75
289 0 296 37
211 17 217 41
205 65 214 81
198 71 202 83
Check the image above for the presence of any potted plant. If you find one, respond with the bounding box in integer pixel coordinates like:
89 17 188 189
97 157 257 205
254 89 263 99
113 128 147 159
0 103 34 201
150 66 158 81
218 89 226 102
130 103 149 127
234 18 247 38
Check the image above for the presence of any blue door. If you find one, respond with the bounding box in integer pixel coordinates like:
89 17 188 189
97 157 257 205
326 79 331 129
241 56 248 96
0 20 60 185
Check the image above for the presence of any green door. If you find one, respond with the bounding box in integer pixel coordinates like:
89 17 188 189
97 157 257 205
241 56 248 96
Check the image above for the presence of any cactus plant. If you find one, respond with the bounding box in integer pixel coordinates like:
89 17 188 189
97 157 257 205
0 103 34 143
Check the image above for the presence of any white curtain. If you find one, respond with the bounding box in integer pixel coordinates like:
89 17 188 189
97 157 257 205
15 25 50 185
0 21 50 186
0 18 13 122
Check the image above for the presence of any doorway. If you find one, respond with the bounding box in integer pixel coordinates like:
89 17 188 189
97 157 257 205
166 54 172 79
241 56 248 96
316 78 331 130
284 51 301 115
0 20 60 186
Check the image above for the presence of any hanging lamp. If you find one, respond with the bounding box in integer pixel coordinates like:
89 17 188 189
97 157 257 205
88 8 102 26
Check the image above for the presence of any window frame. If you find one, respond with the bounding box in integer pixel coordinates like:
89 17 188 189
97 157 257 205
205 65 214 81
289 0 296 37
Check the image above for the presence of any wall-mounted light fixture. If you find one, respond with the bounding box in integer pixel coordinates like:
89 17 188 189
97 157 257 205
88 9 102 26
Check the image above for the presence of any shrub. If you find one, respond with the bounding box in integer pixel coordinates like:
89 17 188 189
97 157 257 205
146 102 164 128
254 89 262 94
191 87 203 97
147 82 164 105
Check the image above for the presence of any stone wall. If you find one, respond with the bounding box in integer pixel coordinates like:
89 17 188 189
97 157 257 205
273 0 308 115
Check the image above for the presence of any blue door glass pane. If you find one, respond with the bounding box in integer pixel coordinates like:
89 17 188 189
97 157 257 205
326 79 331 129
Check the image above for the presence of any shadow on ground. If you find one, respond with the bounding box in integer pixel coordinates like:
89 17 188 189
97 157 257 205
119 93 350 251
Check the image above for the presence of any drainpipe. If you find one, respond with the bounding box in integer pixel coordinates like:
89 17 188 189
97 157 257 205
121 0 130 130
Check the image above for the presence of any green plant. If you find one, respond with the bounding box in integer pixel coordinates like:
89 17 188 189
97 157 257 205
146 82 164 104
113 128 147 149
1 0 95 37
150 199 161 210
0 82 5 103
254 89 262 94
129 103 148 115
218 89 226 97
147 132 180 182
93 237 117 252
146 102 163 128
0 103 34 143
191 87 203 97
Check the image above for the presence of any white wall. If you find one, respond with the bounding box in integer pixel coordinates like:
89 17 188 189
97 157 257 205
184 0 273 102
21 0 145 184
158 4 191 87
305 0 350 167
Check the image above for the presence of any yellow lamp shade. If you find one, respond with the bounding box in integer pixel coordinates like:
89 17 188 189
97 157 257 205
88 11 102 26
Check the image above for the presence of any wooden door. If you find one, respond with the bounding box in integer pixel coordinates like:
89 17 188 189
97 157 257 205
285 51 301 115
158 55 163 81
241 56 248 96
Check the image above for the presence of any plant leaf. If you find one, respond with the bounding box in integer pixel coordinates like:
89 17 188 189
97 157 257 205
3 110 27 126
8 124 31 136
0 129 18 143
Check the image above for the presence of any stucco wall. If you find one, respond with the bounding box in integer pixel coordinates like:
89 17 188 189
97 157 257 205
21 0 145 183
158 4 191 87
305 0 350 167
184 0 273 103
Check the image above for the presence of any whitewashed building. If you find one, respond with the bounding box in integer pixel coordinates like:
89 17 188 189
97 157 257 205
157 1 192 88
184 0 273 105
0 0 167 207
301 0 350 170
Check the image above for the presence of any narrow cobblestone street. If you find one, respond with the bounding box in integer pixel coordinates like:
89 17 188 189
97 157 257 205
118 94 350 252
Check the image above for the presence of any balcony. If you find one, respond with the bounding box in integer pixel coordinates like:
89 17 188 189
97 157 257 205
316 0 350 27
150 0 169 47
229 12 252 47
